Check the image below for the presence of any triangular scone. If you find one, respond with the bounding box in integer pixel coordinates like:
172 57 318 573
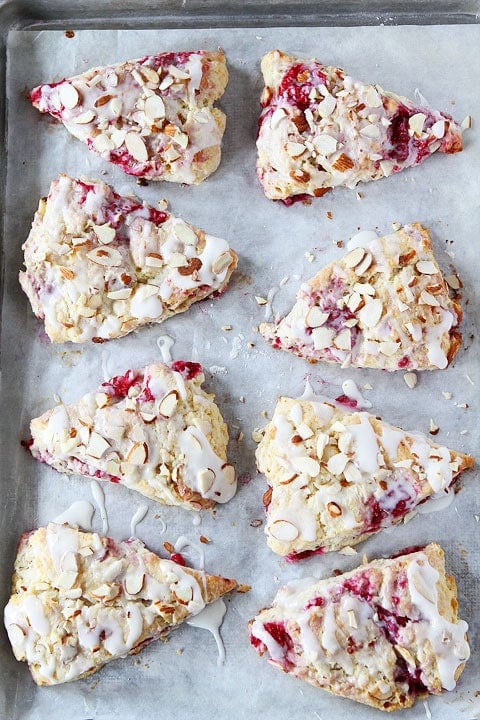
31 51 228 184
250 543 469 711
261 224 461 371
19 175 237 343
29 362 237 510
4 523 237 685
257 50 463 202
256 395 473 559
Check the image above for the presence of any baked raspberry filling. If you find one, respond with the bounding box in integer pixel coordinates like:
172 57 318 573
170 361 203 380
278 63 327 111
102 370 139 398
286 547 325 563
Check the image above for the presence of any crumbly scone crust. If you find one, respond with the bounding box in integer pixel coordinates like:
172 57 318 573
29 362 237 510
261 224 462 371
5 523 236 685
249 543 469 711
19 175 237 344
257 50 462 201
256 396 473 557
31 51 228 184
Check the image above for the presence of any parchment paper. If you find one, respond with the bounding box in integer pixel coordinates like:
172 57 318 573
1 24 479 720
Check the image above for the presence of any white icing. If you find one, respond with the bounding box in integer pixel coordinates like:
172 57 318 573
156 334 175 363
54 501 95 530
91 480 109 534
130 504 148 538
186 598 227 665
341 379 372 409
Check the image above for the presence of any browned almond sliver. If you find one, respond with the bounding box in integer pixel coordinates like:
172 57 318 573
178 257 202 276
94 94 114 107
159 390 179 418
126 441 148 465
332 153 355 172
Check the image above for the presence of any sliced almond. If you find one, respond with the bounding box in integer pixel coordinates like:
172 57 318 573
93 223 116 245
94 94 113 108
270 107 287 128
110 97 122 116
379 341 399 357
174 223 197 246
430 119 445 139
144 94 166 120
411 571 436 603
415 260 438 275
59 83 79 109
107 287 132 300
174 584 194 605
140 66 160 84
305 306 329 328
197 468 215 493
7 623 26 646
317 93 337 118
296 422 314 440
419 290 440 307
333 329 351 351
358 298 383 328
159 390 179 418
366 86 382 108
344 462 362 483
139 411 157 423
74 110 96 124
59 266 75 280
124 572 145 596
169 252 188 268
408 112 426 137
86 431 110 459
269 519 299 542
316 432 329 461
380 159 394 177
126 441 148 465
312 326 335 350
86 246 122 267
125 132 149 162
461 115 472 130
353 251 373 276
395 645 416 666
313 134 337 156
359 124 380 139
445 274 461 290
168 65 190 80
326 501 342 518
403 372 417 389
327 452 349 476
344 246 366 269
292 456 320 477
347 609 358 628
145 253 164 268
212 251 232 275
286 141 306 158
93 133 115 153
346 291 362 313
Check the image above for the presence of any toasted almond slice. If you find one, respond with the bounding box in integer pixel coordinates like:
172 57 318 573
353 251 373 276
174 584 194 604
93 223 116 245
168 64 190 80
445 274 461 290
111 127 128 148
86 431 111 459
124 572 145 596
139 411 157 423
169 252 188 268
222 463 236 485
305 306 329 328
358 298 383 328
159 75 174 91
292 456 320 477
403 372 417 389
380 159 394 177
415 260 438 275
346 291 362 313
359 124 380 139
312 326 335 350
286 141 306 158
144 94 166 121
317 93 336 118
141 66 160 84
212 251 232 275
430 119 445 139
408 112 426 137
461 115 472 130
270 107 287 128
107 287 132 300
419 290 440 306
366 85 382 107
326 501 343 517
270 519 299 542
93 133 115 153
145 253 164 268
296 422 314 440
395 645 416 666
327 452 349 476
379 340 399 357
347 609 358 628
344 462 362 483
86 246 123 267
110 97 122 117
126 441 148 465
313 134 337 156
333 328 351 351
59 266 75 280
74 110 96 124
174 223 197 246
344 246 366 269
59 83 79 109
197 468 215 493
125 132 148 162
159 390 179 418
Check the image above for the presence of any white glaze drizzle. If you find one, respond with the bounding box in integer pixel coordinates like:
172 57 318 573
91 480 108 534
156 334 175 363
186 598 227 665
53 501 95 530
174 535 205 571
341 379 372 409
130 504 149 538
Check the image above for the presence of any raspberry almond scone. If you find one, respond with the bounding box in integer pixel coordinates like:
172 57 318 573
249 543 469 711
5 523 237 685
256 395 473 559
19 175 237 343
29 361 237 510
260 224 462 372
31 51 228 183
257 50 463 202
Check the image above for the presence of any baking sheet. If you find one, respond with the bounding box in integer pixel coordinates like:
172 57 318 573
1 24 479 720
